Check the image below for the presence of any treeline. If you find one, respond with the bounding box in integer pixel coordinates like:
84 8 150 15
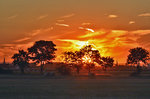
11 40 150 75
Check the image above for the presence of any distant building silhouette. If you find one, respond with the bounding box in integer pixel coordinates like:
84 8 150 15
0 57 10 69
3 57 6 65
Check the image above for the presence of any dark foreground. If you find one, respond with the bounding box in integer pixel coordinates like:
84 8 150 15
0 75 150 99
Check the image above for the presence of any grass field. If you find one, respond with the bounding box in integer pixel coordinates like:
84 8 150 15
0 74 150 99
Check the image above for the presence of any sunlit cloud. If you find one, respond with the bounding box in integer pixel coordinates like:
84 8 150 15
55 23 70 27
29 29 41 36
111 30 128 36
131 30 150 35
57 39 90 50
79 30 106 38
79 32 100 38
129 21 135 24
8 14 18 20
79 27 95 32
138 13 150 17
28 27 53 37
86 28 95 33
60 13 75 18
57 20 65 22
108 15 118 18
37 15 48 20
14 37 30 43
81 23 91 26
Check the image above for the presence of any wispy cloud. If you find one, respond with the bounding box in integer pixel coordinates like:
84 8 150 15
81 23 91 26
8 14 18 20
57 20 65 22
14 37 30 43
79 32 101 38
131 30 150 35
129 21 135 24
79 27 95 32
108 15 118 18
60 13 75 18
55 23 70 27
138 13 150 17
37 15 48 20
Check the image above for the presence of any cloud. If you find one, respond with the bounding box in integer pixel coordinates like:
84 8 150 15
60 13 75 18
129 21 135 24
81 23 91 26
79 27 95 32
108 15 118 18
37 15 48 20
57 20 65 22
79 32 101 38
138 13 150 17
28 27 53 37
8 14 18 20
57 39 90 49
14 37 30 43
131 30 150 35
29 29 41 36
55 23 70 27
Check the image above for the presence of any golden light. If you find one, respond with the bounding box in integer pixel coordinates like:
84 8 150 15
82 55 92 63
74 41 89 49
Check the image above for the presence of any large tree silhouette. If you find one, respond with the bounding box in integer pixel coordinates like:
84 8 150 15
80 45 101 73
127 47 149 66
12 50 29 74
28 40 57 74
63 45 101 74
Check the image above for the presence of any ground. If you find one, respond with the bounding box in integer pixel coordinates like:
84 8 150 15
0 73 150 99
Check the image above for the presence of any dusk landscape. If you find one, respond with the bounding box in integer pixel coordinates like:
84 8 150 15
0 0 150 99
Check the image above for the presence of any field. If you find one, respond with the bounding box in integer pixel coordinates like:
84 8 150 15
0 73 150 99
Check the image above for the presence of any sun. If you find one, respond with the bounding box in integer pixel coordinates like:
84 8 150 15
82 55 92 63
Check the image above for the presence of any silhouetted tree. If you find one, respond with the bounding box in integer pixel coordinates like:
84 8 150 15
101 57 114 71
28 40 57 74
63 51 76 63
63 51 83 74
12 50 29 74
80 45 101 73
127 47 149 72
63 45 101 74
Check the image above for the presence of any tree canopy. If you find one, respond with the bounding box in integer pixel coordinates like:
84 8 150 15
12 50 29 74
127 47 149 65
28 40 57 73
101 56 114 70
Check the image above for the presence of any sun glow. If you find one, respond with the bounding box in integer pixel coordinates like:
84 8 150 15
82 55 92 63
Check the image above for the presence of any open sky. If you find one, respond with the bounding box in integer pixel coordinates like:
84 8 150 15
0 0 150 63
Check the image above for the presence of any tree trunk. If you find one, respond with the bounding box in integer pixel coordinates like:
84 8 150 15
40 64 43 74
137 61 142 73
40 61 44 74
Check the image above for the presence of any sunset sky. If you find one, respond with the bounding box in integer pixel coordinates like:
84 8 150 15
0 0 150 63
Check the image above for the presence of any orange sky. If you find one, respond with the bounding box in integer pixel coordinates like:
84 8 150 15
0 0 150 64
